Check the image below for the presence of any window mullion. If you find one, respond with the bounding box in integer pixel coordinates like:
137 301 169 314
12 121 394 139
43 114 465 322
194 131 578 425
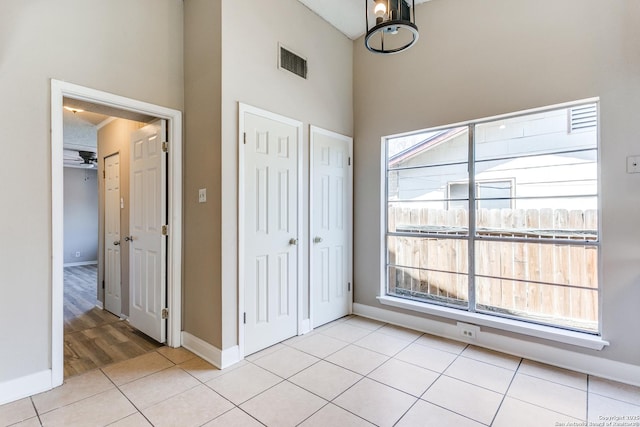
468 124 477 313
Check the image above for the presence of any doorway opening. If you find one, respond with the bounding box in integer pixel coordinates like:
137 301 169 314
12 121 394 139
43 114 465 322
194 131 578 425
52 80 182 387
63 110 165 378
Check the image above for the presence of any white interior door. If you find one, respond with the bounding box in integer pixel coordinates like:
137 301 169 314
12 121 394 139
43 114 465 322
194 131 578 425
311 126 353 328
129 120 167 343
243 109 300 355
104 153 122 316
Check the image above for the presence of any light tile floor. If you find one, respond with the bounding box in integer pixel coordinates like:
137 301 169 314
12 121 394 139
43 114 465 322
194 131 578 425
2 315 640 427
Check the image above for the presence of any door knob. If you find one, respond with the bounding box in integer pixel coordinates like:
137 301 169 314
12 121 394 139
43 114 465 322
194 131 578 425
124 236 133 242
313 236 323 243
289 238 298 245
113 241 120 246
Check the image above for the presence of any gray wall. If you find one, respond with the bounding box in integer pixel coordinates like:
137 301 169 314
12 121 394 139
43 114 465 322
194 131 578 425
183 0 223 348
0 0 183 384
63 168 98 264
354 0 640 366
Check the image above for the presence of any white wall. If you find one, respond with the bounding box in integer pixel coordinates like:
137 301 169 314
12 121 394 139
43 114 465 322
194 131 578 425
353 0 640 371
63 168 98 265
220 0 353 350
63 110 98 152
0 0 183 388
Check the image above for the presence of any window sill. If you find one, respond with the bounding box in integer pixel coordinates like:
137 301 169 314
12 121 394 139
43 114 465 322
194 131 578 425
377 295 609 350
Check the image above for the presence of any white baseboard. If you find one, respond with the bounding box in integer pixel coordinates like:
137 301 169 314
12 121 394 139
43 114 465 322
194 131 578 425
353 303 640 387
63 261 98 267
181 332 241 370
95 301 103 309
0 370 52 406
220 345 241 369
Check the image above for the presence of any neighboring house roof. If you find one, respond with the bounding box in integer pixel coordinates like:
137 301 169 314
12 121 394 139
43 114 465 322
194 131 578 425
388 127 467 167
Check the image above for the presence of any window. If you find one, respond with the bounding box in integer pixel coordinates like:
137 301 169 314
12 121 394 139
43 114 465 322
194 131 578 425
385 101 599 333
448 179 514 210
569 104 597 133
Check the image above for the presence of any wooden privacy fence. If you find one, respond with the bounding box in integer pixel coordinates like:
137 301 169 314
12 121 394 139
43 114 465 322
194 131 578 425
388 206 598 331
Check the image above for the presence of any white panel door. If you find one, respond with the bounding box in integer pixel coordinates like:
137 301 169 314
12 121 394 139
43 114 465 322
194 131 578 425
311 127 352 328
129 120 167 343
243 111 300 355
105 153 122 316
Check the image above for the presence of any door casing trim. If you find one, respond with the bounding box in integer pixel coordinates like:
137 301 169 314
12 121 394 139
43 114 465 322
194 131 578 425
51 79 183 387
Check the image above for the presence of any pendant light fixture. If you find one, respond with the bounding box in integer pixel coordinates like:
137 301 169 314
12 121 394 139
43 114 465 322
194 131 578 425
365 0 418 55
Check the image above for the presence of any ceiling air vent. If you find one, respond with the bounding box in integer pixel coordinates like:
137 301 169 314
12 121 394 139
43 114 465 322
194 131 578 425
569 104 597 132
279 44 307 80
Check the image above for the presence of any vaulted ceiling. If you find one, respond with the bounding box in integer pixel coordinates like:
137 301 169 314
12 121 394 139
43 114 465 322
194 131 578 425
297 0 430 40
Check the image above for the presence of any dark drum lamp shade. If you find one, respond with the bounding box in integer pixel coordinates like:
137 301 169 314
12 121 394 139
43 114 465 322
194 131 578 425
365 0 419 55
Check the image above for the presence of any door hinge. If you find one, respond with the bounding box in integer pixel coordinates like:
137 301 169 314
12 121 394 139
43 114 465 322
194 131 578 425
102 280 105 290
348 157 351 166
348 282 351 292
243 312 247 324
243 132 247 145
162 308 169 319
162 225 168 236
162 141 168 152
103 170 106 179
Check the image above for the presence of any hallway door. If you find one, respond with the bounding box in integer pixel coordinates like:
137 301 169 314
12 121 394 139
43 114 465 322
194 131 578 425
129 120 167 343
104 153 122 316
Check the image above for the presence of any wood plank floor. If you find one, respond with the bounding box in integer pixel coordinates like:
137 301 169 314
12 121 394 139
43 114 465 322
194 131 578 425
64 265 161 378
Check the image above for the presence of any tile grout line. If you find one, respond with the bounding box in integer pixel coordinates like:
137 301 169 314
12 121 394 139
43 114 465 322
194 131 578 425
211 363 286 407
287 326 421 361
389 393 422 426
102 361 176 388
516 370 589 392
28 396 43 427
24 314 635 426
587 386 640 407
30 380 117 417
438 370 517 396
172 355 264 427
294 401 332 427
302 320 405 425
106 359 223 425
101 367 156 427
487 357 523 426
327 319 457 426
412 342 488 424
496 359 589 424
505 395 589 423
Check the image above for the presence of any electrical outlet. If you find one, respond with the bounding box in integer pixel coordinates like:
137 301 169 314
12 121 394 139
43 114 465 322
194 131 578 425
457 322 480 340
198 188 207 203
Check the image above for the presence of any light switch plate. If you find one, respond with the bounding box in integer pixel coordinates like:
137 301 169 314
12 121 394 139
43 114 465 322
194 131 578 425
198 188 207 203
627 156 640 173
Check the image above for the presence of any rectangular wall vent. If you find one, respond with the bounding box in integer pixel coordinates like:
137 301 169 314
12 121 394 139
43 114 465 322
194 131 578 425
279 45 307 80
569 104 597 132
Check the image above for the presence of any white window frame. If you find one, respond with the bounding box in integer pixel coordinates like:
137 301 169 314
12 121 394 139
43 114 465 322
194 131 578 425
379 98 608 350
